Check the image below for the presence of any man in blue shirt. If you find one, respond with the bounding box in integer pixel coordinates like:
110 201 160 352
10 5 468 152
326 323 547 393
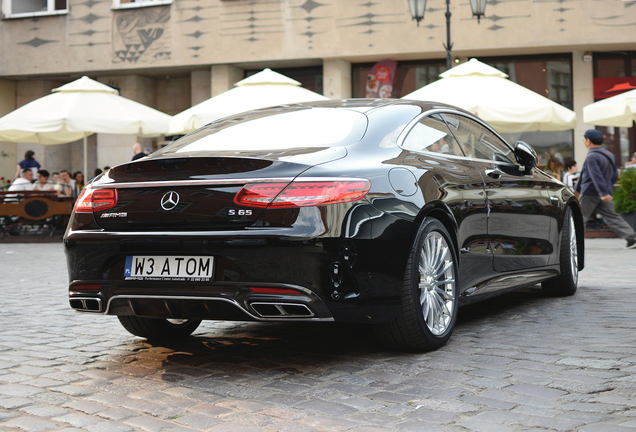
578 129 636 249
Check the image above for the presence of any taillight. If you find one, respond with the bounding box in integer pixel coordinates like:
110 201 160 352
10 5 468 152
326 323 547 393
234 180 371 208
74 188 118 213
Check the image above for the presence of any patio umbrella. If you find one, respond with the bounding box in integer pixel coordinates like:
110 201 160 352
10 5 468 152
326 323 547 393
583 88 636 127
0 76 172 175
169 68 329 135
402 58 577 133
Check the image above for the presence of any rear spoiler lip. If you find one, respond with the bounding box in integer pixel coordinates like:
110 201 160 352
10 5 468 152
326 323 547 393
89 177 368 189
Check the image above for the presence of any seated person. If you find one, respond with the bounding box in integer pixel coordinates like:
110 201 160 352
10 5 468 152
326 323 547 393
428 136 453 154
32 169 56 192
56 170 78 198
5 169 34 201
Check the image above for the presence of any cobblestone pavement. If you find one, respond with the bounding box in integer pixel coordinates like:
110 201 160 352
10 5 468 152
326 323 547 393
0 238 635 432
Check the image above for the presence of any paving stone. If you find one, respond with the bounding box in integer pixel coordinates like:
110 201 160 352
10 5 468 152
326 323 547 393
579 426 636 432
85 420 135 432
366 391 415 404
301 415 358 431
97 407 139 421
52 412 101 427
0 384 44 397
20 404 68 417
295 398 358 416
560 402 627 414
0 396 34 410
259 407 305 421
123 415 177 432
221 412 273 427
505 384 568 399
518 415 586 431
173 413 222 429
459 395 518 410
2 415 61 431
50 384 95 397
458 418 517 432
208 423 270 431
62 400 108 415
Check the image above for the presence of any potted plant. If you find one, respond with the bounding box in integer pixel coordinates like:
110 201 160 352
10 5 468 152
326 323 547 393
614 167 636 231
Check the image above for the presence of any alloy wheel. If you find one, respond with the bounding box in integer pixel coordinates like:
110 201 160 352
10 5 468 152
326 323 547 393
418 231 456 336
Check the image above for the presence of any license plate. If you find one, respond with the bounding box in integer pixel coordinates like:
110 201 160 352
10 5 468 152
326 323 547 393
124 256 213 282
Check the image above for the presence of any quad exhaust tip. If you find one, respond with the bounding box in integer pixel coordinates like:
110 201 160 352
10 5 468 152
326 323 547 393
70 297 102 312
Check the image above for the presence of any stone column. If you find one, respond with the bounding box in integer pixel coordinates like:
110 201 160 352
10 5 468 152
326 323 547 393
211 65 244 97
0 79 17 178
572 51 595 163
323 59 352 99
191 69 211 106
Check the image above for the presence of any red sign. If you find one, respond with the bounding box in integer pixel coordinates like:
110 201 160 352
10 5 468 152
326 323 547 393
366 60 397 98
593 77 636 99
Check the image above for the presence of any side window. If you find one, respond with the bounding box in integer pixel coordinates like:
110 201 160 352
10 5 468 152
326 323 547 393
401 114 463 156
2 0 67 18
112 0 172 9
442 114 516 164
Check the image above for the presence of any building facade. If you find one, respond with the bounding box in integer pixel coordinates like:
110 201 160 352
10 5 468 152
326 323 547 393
1 0 635 178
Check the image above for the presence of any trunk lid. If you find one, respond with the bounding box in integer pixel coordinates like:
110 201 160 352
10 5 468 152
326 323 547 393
91 149 345 232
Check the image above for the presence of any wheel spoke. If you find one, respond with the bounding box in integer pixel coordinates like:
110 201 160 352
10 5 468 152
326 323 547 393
436 260 452 279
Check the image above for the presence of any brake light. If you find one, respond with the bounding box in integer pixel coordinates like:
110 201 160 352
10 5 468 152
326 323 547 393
234 180 371 208
74 188 118 213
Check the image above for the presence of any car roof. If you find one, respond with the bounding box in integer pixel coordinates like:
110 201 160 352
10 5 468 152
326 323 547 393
270 98 462 113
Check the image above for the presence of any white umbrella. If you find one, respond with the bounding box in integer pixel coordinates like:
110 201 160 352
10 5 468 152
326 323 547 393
169 68 329 135
402 58 577 133
0 76 172 175
583 88 636 127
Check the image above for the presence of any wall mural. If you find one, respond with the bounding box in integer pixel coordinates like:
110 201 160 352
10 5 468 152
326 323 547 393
218 0 284 43
112 6 171 63
338 2 403 49
16 16 60 49
174 0 218 59
69 0 110 61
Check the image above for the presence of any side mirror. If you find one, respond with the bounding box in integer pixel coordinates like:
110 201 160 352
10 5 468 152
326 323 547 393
514 141 538 171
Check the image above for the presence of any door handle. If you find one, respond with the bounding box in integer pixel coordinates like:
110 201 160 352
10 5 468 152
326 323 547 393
485 168 503 179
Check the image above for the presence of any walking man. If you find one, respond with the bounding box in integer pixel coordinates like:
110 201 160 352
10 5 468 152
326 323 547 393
578 129 636 249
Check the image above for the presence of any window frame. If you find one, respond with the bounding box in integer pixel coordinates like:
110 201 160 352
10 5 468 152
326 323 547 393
2 0 68 19
111 0 172 10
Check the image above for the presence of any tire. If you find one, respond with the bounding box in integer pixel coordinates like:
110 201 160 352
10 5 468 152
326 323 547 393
542 207 578 297
117 316 202 340
375 218 459 351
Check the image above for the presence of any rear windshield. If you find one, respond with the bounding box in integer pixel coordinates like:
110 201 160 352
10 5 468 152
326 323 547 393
157 107 368 155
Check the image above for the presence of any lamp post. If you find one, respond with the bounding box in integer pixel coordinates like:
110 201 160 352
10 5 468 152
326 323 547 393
408 0 487 70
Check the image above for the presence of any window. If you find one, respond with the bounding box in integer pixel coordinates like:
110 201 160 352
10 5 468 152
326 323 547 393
157 108 368 155
401 115 463 157
112 0 172 9
443 114 516 164
2 0 67 18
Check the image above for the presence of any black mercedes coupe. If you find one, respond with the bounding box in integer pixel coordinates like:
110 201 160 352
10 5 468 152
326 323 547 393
64 99 584 351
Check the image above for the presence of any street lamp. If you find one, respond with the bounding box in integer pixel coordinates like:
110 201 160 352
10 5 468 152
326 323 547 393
408 0 487 70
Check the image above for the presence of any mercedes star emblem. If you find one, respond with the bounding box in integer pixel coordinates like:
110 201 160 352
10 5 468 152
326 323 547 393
161 191 180 211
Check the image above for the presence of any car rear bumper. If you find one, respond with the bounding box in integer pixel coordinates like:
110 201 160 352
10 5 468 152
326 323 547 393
69 279 335 322
64 223 415 323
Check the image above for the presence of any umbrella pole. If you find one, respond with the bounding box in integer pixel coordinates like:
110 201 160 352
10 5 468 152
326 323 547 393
83 132 88 182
